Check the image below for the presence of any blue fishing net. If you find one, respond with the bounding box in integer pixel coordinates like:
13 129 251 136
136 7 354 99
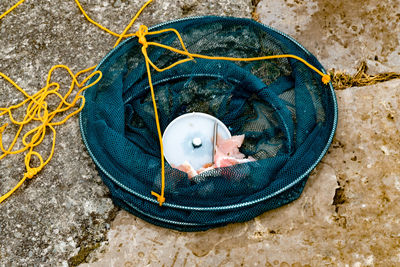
80 16 337 231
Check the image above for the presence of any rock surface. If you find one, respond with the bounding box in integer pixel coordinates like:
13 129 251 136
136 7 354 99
1 0 399 266
81 79 400 266
0 0 251 266
256 0 400 74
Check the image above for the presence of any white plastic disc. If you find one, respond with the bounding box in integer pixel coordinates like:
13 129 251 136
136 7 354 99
162 112 231 170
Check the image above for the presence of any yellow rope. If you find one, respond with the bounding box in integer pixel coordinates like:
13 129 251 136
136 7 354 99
0 66 102 203
0 0 153 203
73 0 134 38
0 0 26 20
138 26 330 82
0 0 330 206
133 25 330 205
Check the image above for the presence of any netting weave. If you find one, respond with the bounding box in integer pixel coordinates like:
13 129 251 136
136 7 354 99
80 16 337 231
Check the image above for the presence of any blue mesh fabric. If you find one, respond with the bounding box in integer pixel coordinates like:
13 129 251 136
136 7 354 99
80 16 337 231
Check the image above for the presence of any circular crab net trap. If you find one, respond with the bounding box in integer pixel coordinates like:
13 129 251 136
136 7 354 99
80 16 337 231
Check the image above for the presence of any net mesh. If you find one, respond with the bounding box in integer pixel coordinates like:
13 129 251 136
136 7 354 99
80 16 337 231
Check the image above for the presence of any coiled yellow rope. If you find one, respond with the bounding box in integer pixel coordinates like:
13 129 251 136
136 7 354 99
0 0 330 206
0 66 101 203
0 0 153 203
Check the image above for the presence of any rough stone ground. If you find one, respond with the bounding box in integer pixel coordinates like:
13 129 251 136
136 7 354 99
257 0 400 74
0 0 399 266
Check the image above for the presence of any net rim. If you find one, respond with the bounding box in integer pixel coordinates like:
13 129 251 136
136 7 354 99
79 15 338 211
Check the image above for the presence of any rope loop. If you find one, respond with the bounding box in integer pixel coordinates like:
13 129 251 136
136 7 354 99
24 151 44 179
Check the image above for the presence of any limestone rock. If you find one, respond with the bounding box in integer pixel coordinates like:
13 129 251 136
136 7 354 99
256 0 400 74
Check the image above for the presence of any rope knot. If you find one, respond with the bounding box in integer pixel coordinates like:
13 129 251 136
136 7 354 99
25 168 39 179
136 25 149 48
322 74 331 85
151 191 165 206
